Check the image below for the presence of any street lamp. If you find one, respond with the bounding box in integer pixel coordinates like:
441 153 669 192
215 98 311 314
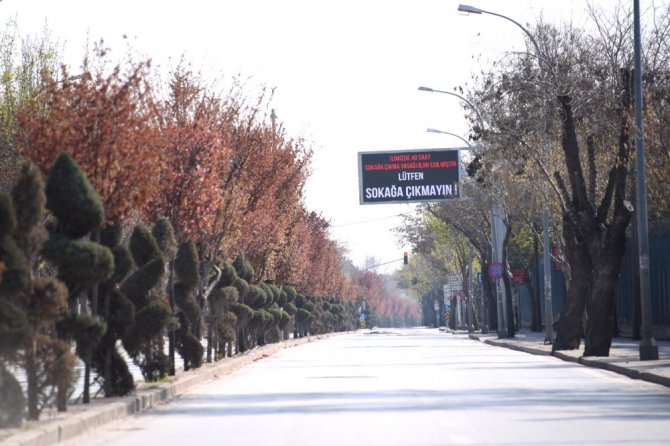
426 129 479 333
458 3 554 345
426 128 472 147
418 86 486 131
633 0 659 360
457 5 542 56
419 87 507 337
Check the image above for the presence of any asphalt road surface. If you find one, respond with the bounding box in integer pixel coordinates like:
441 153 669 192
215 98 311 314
70 328 670 445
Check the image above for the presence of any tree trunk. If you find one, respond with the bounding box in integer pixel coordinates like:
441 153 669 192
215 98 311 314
554 271 589 351
525 266 539 332
56 380 68 412
502 225 515 338
238 328 247 352
85 228 99 402
554 213 591 351
584 239 628 356
584 274 616 356
26 344 39 420
168 261 176 376
556 92 632 357
102 290 112 397
82 350 91 404
481 270 497 331
206 324 213 363
55 343 68 412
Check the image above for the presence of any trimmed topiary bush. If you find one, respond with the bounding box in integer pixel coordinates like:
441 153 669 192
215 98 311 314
121 224 168 382
0 364 25 428
0 162 77 420
173 240 202 371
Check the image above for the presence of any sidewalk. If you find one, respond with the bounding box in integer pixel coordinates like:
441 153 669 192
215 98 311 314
450 328 670 388
0 334 333 446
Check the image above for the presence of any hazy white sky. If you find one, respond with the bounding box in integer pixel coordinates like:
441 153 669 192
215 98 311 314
3 0 659 273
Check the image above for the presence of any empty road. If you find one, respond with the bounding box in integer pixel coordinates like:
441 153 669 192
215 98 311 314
72 329 670 445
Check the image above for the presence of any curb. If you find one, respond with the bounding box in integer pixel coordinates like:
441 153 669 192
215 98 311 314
468 334 670 389
575 356 670 388
3 335 330 446
478 337 551 357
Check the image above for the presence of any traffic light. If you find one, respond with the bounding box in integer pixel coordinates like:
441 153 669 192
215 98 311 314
403 251 408 264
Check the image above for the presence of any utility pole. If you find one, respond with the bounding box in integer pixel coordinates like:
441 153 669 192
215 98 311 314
491 204 508 338
633 0 659 360
543 210 554 344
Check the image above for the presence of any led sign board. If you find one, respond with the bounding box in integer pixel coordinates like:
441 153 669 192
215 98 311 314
358 148 460 204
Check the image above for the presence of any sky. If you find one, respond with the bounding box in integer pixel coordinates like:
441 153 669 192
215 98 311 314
2 0 659 274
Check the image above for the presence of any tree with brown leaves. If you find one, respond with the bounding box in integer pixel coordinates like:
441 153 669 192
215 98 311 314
17 52 162 225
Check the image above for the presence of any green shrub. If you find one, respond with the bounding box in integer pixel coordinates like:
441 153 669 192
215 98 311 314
0 364 25 428
178 330 203 368
129 224 161 268
45 152 104 238
0 300 30 358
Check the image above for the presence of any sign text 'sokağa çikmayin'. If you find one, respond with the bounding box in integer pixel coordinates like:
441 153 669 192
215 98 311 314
364 184 458 200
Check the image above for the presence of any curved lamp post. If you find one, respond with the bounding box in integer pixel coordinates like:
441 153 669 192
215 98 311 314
425 128 480 333
426 128 472 147
418 86 486 132
457 5 543 61
458 3 553 344
420 88 501 335
425 128 479 333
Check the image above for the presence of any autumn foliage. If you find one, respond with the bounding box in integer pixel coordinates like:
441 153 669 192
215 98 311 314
357 270 419 327
143 70 230 242
17 59 162 224
13 51 407 312
2 49 415 426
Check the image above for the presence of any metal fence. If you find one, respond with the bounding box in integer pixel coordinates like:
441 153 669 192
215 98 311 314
616 229 670 338
514 228 670 339
516 265 565 330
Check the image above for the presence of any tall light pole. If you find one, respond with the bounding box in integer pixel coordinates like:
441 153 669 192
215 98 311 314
428 128 477 334
633 0 659 360
420 85 508 337
458 3 554 344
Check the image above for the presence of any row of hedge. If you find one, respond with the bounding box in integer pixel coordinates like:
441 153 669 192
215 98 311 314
0 153 358 428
